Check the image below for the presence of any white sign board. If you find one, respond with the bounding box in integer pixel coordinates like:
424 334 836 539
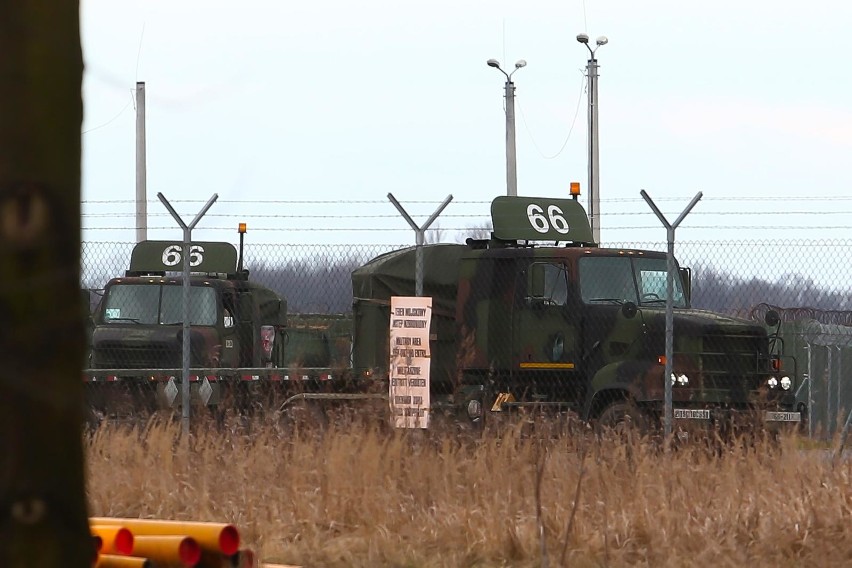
389 296 431 429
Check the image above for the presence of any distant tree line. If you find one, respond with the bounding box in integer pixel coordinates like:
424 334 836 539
690 264 851 317
240 257 852 319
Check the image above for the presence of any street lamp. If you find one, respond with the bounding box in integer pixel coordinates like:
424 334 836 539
487 58 527 197
577 33 608 244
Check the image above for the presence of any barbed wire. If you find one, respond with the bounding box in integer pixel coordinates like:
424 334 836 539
81 195 852 205
80 210 852 218
82 225 852 232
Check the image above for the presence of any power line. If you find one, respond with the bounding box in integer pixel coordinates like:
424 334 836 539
516 72 586 160
82 94 133 134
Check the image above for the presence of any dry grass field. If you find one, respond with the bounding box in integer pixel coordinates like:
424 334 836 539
85 410 852 568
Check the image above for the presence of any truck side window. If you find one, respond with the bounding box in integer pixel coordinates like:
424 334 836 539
532 262 569 306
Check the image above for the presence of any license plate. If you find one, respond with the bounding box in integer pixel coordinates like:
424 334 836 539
674 408 710 420
765 411 801 422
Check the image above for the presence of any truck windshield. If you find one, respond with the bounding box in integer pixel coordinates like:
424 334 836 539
579 256 686 308
102 284 218 325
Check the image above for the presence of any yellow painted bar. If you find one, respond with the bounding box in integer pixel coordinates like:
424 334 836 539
519 362 575 369
131 535 201 567
91 525 134 555
95 555 152 568
91 518 240 556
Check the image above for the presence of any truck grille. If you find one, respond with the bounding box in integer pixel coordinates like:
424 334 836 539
92 342 180 370
694 333 767 391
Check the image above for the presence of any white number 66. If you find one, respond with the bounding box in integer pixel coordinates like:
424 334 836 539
162 245 205 267
526 204 570 234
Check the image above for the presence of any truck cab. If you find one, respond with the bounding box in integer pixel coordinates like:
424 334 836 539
87 240 287 414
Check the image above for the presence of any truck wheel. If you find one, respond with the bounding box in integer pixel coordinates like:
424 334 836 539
596 400 648 438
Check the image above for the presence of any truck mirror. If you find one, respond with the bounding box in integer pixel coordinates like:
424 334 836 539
621 301 638 319
679 267 691 303
529 264 545 298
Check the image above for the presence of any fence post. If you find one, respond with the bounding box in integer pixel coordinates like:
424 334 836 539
640 190 702 445
387 194 453 296
157 192 218 436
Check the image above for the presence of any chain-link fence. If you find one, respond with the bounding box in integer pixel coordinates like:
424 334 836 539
82 239 852 437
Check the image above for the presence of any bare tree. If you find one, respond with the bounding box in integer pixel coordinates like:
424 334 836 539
0 2 91 566
454 222 493 243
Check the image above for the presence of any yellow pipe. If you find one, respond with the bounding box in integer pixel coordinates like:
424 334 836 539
91 517 240 556
91 525 134 555
132 535 200 567
95 555 152 568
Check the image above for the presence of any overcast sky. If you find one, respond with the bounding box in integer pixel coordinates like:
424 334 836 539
80 0 852 255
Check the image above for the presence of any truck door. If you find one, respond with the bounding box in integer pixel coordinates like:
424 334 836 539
513 261 580 400
237 292 257 367
220 292 240 368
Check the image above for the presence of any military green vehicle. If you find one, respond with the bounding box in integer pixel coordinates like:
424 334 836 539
87 239 288 416
352 196 801 430
285 313 352 379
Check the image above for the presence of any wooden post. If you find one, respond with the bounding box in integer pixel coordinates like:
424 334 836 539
0 1 91 566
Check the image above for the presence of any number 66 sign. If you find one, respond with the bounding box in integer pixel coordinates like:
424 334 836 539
489 196 594 243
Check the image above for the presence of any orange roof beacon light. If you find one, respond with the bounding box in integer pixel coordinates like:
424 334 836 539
570 181 581 200
237 223 247 274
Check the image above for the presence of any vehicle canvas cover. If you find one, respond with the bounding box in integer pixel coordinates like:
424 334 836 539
351 244 465 383
249 283 287 324
352 244 463 315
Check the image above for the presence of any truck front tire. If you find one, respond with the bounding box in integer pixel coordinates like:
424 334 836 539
596 400 649 437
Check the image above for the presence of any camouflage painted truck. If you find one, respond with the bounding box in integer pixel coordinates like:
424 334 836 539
86 239 288 418
351 196 801 431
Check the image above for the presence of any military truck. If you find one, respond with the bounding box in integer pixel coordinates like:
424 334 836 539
86 238 288 416
351 196 801 431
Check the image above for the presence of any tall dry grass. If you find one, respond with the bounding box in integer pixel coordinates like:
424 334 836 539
86 410 852 567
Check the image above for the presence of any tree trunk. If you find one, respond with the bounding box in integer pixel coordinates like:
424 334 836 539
0 1 91 566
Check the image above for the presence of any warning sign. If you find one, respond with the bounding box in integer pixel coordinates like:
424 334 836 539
389 296 431 429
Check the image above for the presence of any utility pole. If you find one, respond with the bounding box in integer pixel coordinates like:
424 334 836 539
136 81 147 243
576 34 608 243
487 58 527 197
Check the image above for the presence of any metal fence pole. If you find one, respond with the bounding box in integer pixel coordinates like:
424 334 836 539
387 194 453 296
807 343 814 439
640 190 702 444
157 192 218 435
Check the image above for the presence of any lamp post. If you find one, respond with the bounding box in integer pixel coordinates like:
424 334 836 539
487 58 527 197
576 33 608 244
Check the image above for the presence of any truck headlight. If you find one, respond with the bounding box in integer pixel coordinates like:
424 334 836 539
670 373 689 386
780 376 792 390
767 376 778 389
